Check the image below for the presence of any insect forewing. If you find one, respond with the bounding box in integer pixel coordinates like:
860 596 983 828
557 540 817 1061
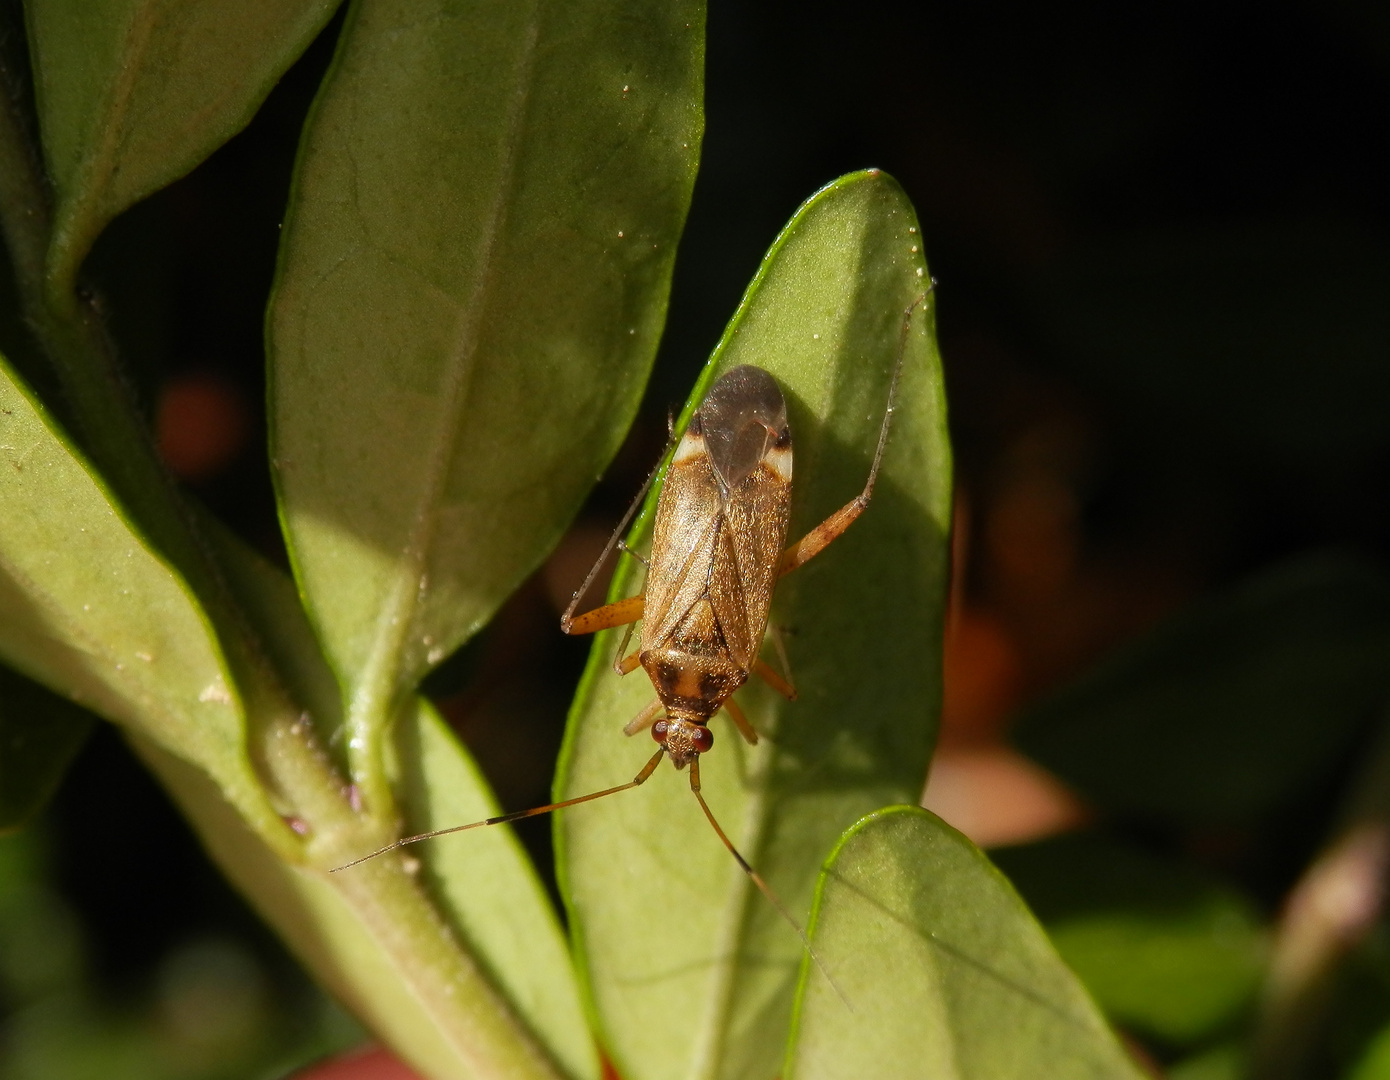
642 367 794 671
642 452 724 652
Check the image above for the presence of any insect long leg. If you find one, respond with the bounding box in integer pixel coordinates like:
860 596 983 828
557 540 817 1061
777 289 934 578
688 757 849 1007
330 748 667 873
753 659 797 702
721 697 758 745
567 594 645 636
616 539 649 568
623 698 665 736
768 624 796 694
561 428 677 635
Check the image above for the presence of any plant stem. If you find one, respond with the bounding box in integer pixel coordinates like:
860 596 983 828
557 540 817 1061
134 729 568 1080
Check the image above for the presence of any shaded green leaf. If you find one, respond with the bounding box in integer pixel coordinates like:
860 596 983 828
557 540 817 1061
1168 1043 1245 1080
26 0 340 282
267 0 704 743
993 833 1266 1044
786 807 1145 1080
1014 554 1390 825
208 527 596 1080
556 171 951 1080
0 354 273 831
0 664 93 831
1350 1023 1390 1080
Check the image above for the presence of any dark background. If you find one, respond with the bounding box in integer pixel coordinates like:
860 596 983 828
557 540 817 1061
4 0 1388 1075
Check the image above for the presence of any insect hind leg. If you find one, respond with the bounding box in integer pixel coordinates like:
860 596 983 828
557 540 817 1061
777 288 933 578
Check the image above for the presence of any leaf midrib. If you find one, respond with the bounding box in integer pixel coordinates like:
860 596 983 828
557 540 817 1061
345 0 545 776
47 0 157 288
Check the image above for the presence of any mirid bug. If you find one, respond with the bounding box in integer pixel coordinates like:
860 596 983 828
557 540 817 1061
334 292 931 947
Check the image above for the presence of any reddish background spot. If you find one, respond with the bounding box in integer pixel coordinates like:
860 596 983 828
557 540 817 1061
155 372 249 481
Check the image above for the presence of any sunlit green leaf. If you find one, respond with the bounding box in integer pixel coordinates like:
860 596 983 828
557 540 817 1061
207 528 597 1080
268 0 704 736
1014 554 1390 825
557 171 951 1080
26 0 340 282
0 664 93 832
993 834 1267 1044
0 354 272 831
786 807 1145 1080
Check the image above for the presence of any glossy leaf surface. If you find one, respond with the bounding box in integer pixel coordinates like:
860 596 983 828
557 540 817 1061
0 355 268 826
209 531 596 1080
26 0 340 281
1013 555 1390 825
268 0 704 723
786 807 1144 1080
557 172 952 1080
993 834 1267 1044
0 664 93 831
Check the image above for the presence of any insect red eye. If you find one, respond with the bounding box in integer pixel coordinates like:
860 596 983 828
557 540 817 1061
691 726 713 754
652 720 669 744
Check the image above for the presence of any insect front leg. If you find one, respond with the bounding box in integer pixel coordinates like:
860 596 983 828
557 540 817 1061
753 659 796 701
623 698 665 736
721 696 759 745
753 623 797 700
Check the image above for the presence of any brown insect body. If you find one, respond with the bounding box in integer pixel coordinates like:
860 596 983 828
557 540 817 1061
639 365 793 768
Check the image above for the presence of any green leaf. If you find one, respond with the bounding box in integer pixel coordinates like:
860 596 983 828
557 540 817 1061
0 664 93 831
1014 554 1390 825
785 807 1145 1080
130 706 579 1080
0 354 275 833
1348 1021 1390 1080
208 527 597 1080
390 701 597 1080
992 834 1266 1044
26 0 341 284
556 171 952 1080
267 0 704 778
1166 1043 1245 1080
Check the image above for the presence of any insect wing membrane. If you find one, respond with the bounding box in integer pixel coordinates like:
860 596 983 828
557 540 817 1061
642 367 793 671
641 433 725 652
709 451 790 670
701 365 789 494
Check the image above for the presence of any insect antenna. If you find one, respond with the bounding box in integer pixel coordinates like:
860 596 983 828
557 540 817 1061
329 748 666 873
688 758 851 1009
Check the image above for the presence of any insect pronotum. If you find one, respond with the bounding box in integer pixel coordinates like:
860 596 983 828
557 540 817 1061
334 290 932 959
